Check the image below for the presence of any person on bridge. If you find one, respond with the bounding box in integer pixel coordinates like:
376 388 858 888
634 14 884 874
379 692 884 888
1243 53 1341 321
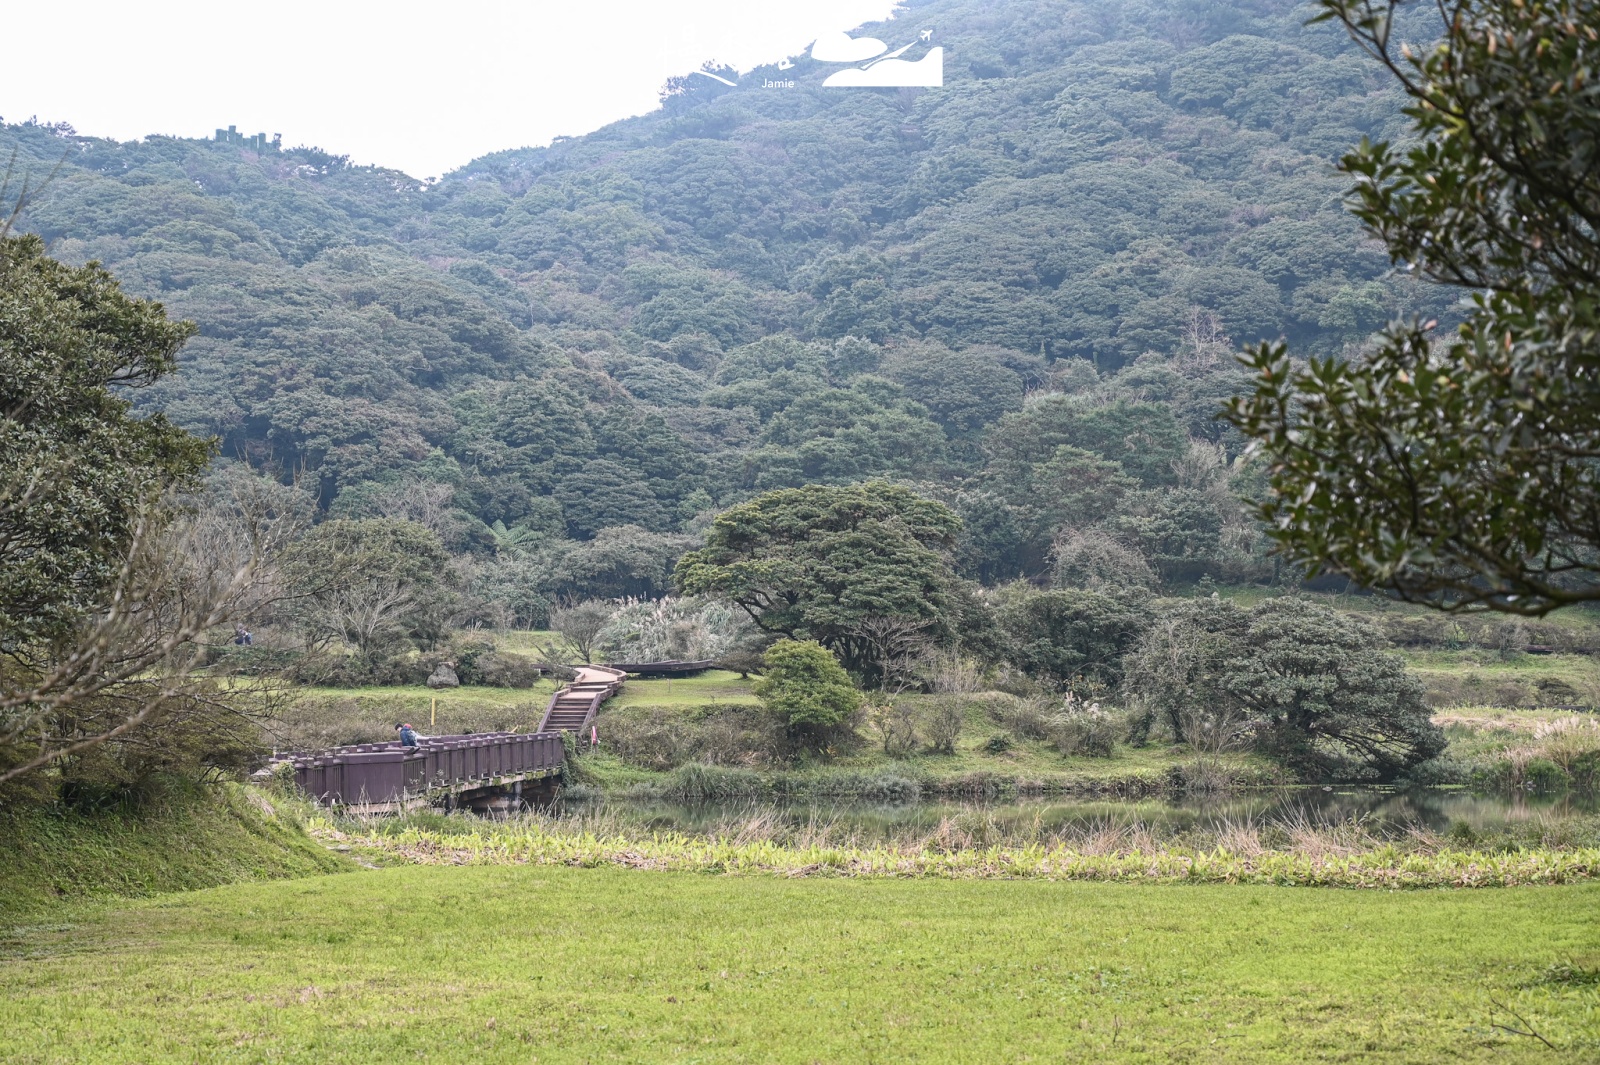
395 723 419 747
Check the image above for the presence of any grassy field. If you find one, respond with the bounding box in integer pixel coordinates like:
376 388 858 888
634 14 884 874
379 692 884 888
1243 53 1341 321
3 866 1597 1063
275 673 757 748
607 669 761 708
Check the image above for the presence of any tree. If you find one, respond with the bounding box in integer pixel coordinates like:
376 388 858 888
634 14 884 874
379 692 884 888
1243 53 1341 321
1227 0 1600 615
279 518 452 656
1230 598 1443 779
1 232 211 645
550 600 615 663
0 473 298 793
1052 527 1157 594
547 525 694 601
993 585 1150 692
1120 596 1252 745
754 639 860 734
557 458 670 537
985 397 1186 503
674 482 961 679
1124 597 1444 780
0 233 288 793
882 343 1024 438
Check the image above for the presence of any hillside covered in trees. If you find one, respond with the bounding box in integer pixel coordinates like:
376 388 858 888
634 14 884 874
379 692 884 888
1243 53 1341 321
2 0 1451 622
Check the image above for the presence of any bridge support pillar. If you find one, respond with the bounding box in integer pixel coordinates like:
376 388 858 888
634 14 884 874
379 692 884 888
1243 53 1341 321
523 775 559 807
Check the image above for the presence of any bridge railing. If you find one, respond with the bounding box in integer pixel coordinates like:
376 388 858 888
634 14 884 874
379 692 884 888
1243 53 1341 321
290 731 564 807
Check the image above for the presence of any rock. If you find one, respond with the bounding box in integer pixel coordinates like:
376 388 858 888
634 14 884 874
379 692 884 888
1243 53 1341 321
427 663 460 689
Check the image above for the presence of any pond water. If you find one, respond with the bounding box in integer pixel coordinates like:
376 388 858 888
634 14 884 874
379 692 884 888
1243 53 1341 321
554 788 1599 842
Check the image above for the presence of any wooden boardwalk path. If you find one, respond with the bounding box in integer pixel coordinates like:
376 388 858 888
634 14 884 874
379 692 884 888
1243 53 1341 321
539 665 626 733
287 660 705 812
286 731 564 814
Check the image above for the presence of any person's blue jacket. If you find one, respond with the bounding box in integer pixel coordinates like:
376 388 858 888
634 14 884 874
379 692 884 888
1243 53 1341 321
398 726 418 747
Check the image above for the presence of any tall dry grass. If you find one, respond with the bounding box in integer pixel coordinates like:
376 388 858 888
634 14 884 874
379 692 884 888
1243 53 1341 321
338 799 1599 867
320 800 1600 888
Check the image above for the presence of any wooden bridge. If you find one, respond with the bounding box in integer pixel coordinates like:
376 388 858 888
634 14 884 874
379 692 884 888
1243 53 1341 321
287 731 565 814
285 660 705 813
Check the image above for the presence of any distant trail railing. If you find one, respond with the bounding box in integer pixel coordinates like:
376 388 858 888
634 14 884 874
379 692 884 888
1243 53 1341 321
538 665 626 734
603 659 716 677
290 731 563 810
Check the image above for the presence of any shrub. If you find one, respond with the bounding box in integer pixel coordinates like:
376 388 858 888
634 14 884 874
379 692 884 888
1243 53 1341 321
868 700 920 756
660 763 765 800
600 704 787 771
602 709 686 771
596 597 754 662
462 651 542 688
983 696 1053 742
1475 752 1570 792
920 696 966 755
1046 695 1120 758
982 733 1013 754
755 640 861 733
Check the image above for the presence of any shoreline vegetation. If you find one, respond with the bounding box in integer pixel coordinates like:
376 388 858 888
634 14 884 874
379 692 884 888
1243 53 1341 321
316 797 1600 890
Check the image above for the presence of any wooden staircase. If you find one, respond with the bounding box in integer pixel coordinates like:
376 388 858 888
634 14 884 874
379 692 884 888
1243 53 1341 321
538 666 626 734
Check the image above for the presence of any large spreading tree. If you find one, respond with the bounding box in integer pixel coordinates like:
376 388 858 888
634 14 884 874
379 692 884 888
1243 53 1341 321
674 481 961 681
1 234 209 644
1 232 274 793
1228 0 1600 614
1123 597 1444 781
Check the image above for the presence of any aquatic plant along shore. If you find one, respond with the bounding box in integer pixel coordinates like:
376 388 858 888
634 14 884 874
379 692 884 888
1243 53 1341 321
321 803 1600 888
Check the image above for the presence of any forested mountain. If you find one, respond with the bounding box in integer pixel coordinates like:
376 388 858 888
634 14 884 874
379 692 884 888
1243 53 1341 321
2 0 1449 619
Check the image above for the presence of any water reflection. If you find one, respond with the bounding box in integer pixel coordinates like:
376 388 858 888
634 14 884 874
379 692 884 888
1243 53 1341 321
557 788 1599 841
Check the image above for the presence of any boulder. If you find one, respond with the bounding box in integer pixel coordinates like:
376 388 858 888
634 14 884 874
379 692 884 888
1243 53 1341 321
426 662 460 689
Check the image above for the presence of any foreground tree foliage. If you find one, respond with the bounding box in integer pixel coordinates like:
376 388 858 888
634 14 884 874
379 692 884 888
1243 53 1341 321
1229 0 1600 614
0 234 209 644
0 234 281 797
674 482 961 680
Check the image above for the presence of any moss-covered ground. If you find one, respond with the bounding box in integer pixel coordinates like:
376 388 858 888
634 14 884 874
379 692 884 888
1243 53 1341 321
3 866 1597 1063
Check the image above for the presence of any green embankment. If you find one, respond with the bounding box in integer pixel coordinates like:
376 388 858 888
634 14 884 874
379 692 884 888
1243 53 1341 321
3 867 1596 1063
0 786 349 919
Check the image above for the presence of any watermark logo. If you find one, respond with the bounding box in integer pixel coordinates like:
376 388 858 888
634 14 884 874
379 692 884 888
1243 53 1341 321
680 28 941 95
812 29 942 87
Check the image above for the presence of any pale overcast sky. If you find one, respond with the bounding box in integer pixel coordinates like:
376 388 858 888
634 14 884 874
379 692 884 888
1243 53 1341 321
1 1 903 178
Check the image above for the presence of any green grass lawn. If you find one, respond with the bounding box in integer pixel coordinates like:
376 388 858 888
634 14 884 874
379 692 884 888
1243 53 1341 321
298 681 561 711
3 867 1596 1063
292 671 758 719
608 669 761 708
